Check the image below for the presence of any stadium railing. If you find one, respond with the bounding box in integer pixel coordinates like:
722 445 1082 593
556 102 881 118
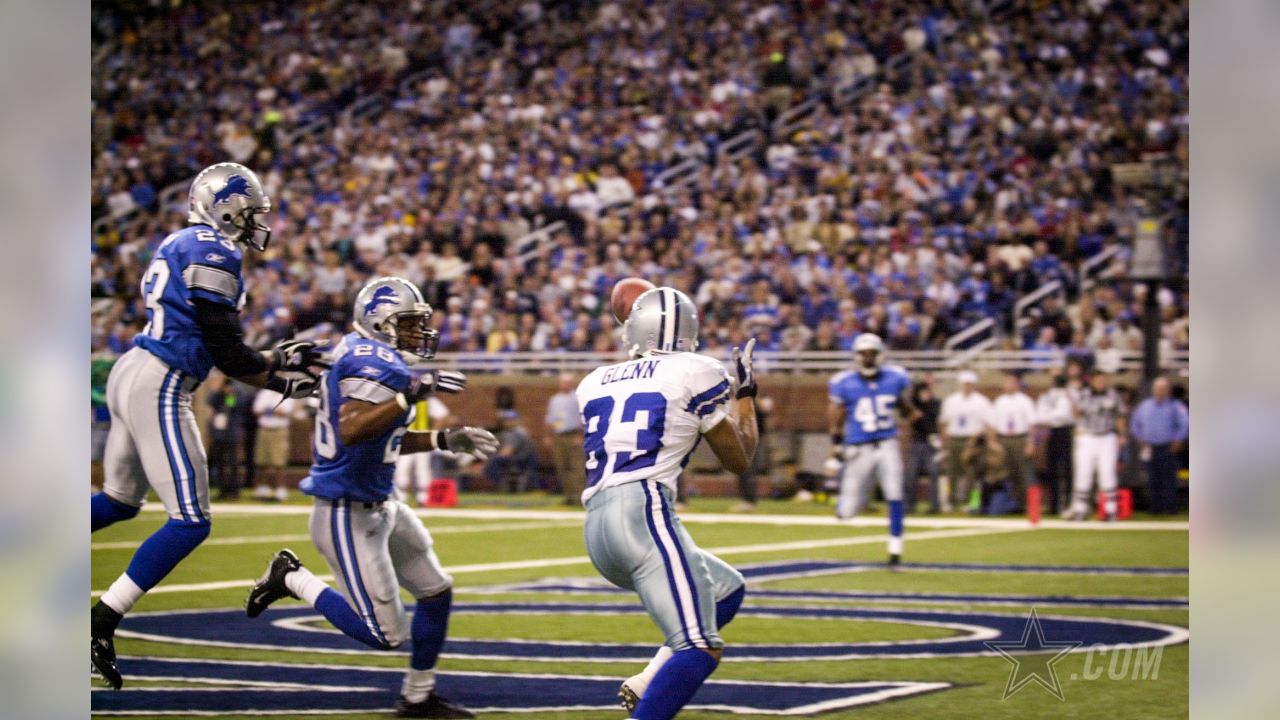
423 348 1188 376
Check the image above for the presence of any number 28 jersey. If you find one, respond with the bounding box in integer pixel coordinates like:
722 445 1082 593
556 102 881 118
829 365 912 445
301 333 414 503
576 352 733 504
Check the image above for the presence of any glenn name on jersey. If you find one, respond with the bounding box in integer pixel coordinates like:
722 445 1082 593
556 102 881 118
576 352 732 504
302 333 416 503
829 364 912 445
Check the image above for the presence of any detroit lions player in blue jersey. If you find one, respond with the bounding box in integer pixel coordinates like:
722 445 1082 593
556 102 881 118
826 333 919 566
90 163 329 690
245 277 497 719
577 287 757 720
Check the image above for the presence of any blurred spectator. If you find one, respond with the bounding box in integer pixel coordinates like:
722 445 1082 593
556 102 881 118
544 374 585 506
903 380 941 514
939 371 993 513
962 435 1009 515
395 395 452 507
1129 377 1189 515
206 376 246 500
252 388 302 502
90 351 117 488
486 409 537 493
991 374 1036 512
1033 373 1076 515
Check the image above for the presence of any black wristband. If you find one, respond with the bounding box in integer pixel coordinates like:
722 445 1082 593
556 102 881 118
831 433 843 445
430 430 448 452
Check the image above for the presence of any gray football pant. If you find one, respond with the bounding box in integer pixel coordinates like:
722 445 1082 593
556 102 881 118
584 480 744 651
309 498 453 647
102 347 210 522
836 437 904 519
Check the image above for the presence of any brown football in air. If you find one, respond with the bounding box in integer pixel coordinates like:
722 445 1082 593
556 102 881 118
611 277 657 323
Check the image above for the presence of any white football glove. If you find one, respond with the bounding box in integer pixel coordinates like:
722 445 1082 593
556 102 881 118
441 426 499 461
406 369 467 401
731 338 757 399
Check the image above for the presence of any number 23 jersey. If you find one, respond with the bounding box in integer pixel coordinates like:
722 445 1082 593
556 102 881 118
576 352 733 504
829 365 912 445
302 333 413 503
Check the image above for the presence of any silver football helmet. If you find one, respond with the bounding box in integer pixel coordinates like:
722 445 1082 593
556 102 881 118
853 332 884 376
352 277 439 362
187 162 273 251
622 287 699 358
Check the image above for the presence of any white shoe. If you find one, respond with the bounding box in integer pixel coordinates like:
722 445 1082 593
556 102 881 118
730 501 756 513
275 486 288 503
619 675 647 713
253 485 272 500
793 489 814 502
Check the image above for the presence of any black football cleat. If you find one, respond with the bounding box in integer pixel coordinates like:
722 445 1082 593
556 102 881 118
245 549 302 618
888 553 902 570
91 636 122 690
395 693 477 718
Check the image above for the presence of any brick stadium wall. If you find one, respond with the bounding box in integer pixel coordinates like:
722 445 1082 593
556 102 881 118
236 369 1156 495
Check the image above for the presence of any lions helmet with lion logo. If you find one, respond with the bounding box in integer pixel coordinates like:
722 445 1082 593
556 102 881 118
187 162 273 251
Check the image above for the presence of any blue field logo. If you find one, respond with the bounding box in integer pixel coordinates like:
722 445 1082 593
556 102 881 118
211 175 253 206
363 286 400 316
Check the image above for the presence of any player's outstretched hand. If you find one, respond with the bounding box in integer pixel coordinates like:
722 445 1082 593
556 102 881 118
732 338 757 399
267 370 321 400
271 339 330 374
442 426 500 461
406 370 467 401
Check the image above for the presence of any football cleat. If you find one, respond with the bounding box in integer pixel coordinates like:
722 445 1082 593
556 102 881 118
394 693 476 718
619 676 645 713
245 549 302 618
888 553 902 569
91 636 122 690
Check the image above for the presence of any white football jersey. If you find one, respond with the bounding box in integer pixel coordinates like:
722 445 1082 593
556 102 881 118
577 352 733 504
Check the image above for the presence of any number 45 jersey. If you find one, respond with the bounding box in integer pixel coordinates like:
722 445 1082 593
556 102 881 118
301 333 414 504
829 365 912 445
577 352 733 504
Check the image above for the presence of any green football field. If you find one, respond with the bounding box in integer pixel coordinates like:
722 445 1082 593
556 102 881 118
91 494 1188 719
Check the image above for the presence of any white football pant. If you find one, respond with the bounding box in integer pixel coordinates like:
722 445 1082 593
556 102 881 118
837 438 904 519
1072 433 1118 516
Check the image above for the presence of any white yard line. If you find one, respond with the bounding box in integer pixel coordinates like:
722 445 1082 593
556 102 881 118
91 520 581 550
134 501 1188 531
91 526 1022 598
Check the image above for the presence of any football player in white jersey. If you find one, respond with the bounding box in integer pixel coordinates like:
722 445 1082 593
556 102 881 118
577 287 758 720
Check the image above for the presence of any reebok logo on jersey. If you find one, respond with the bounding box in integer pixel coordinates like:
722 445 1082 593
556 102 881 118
359 366 381 376
211 175 254 206
205 253 226 263
362 286 399 316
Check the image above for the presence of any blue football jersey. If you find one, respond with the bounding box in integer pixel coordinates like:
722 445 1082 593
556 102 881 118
133 224 246 381
301 333 413 503
828 365 912 444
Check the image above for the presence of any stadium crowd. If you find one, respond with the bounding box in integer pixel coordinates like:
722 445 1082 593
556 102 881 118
92 0 1189 363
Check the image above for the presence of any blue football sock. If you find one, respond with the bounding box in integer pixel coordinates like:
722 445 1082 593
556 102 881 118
92 493 140 532
633 647 719 720
888 500 904 539
715 585 745 629
410 589 453 671
315 588 387 650
124 518 210 591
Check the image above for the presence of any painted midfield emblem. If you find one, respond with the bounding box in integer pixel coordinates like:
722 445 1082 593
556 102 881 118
984 608 1082 700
